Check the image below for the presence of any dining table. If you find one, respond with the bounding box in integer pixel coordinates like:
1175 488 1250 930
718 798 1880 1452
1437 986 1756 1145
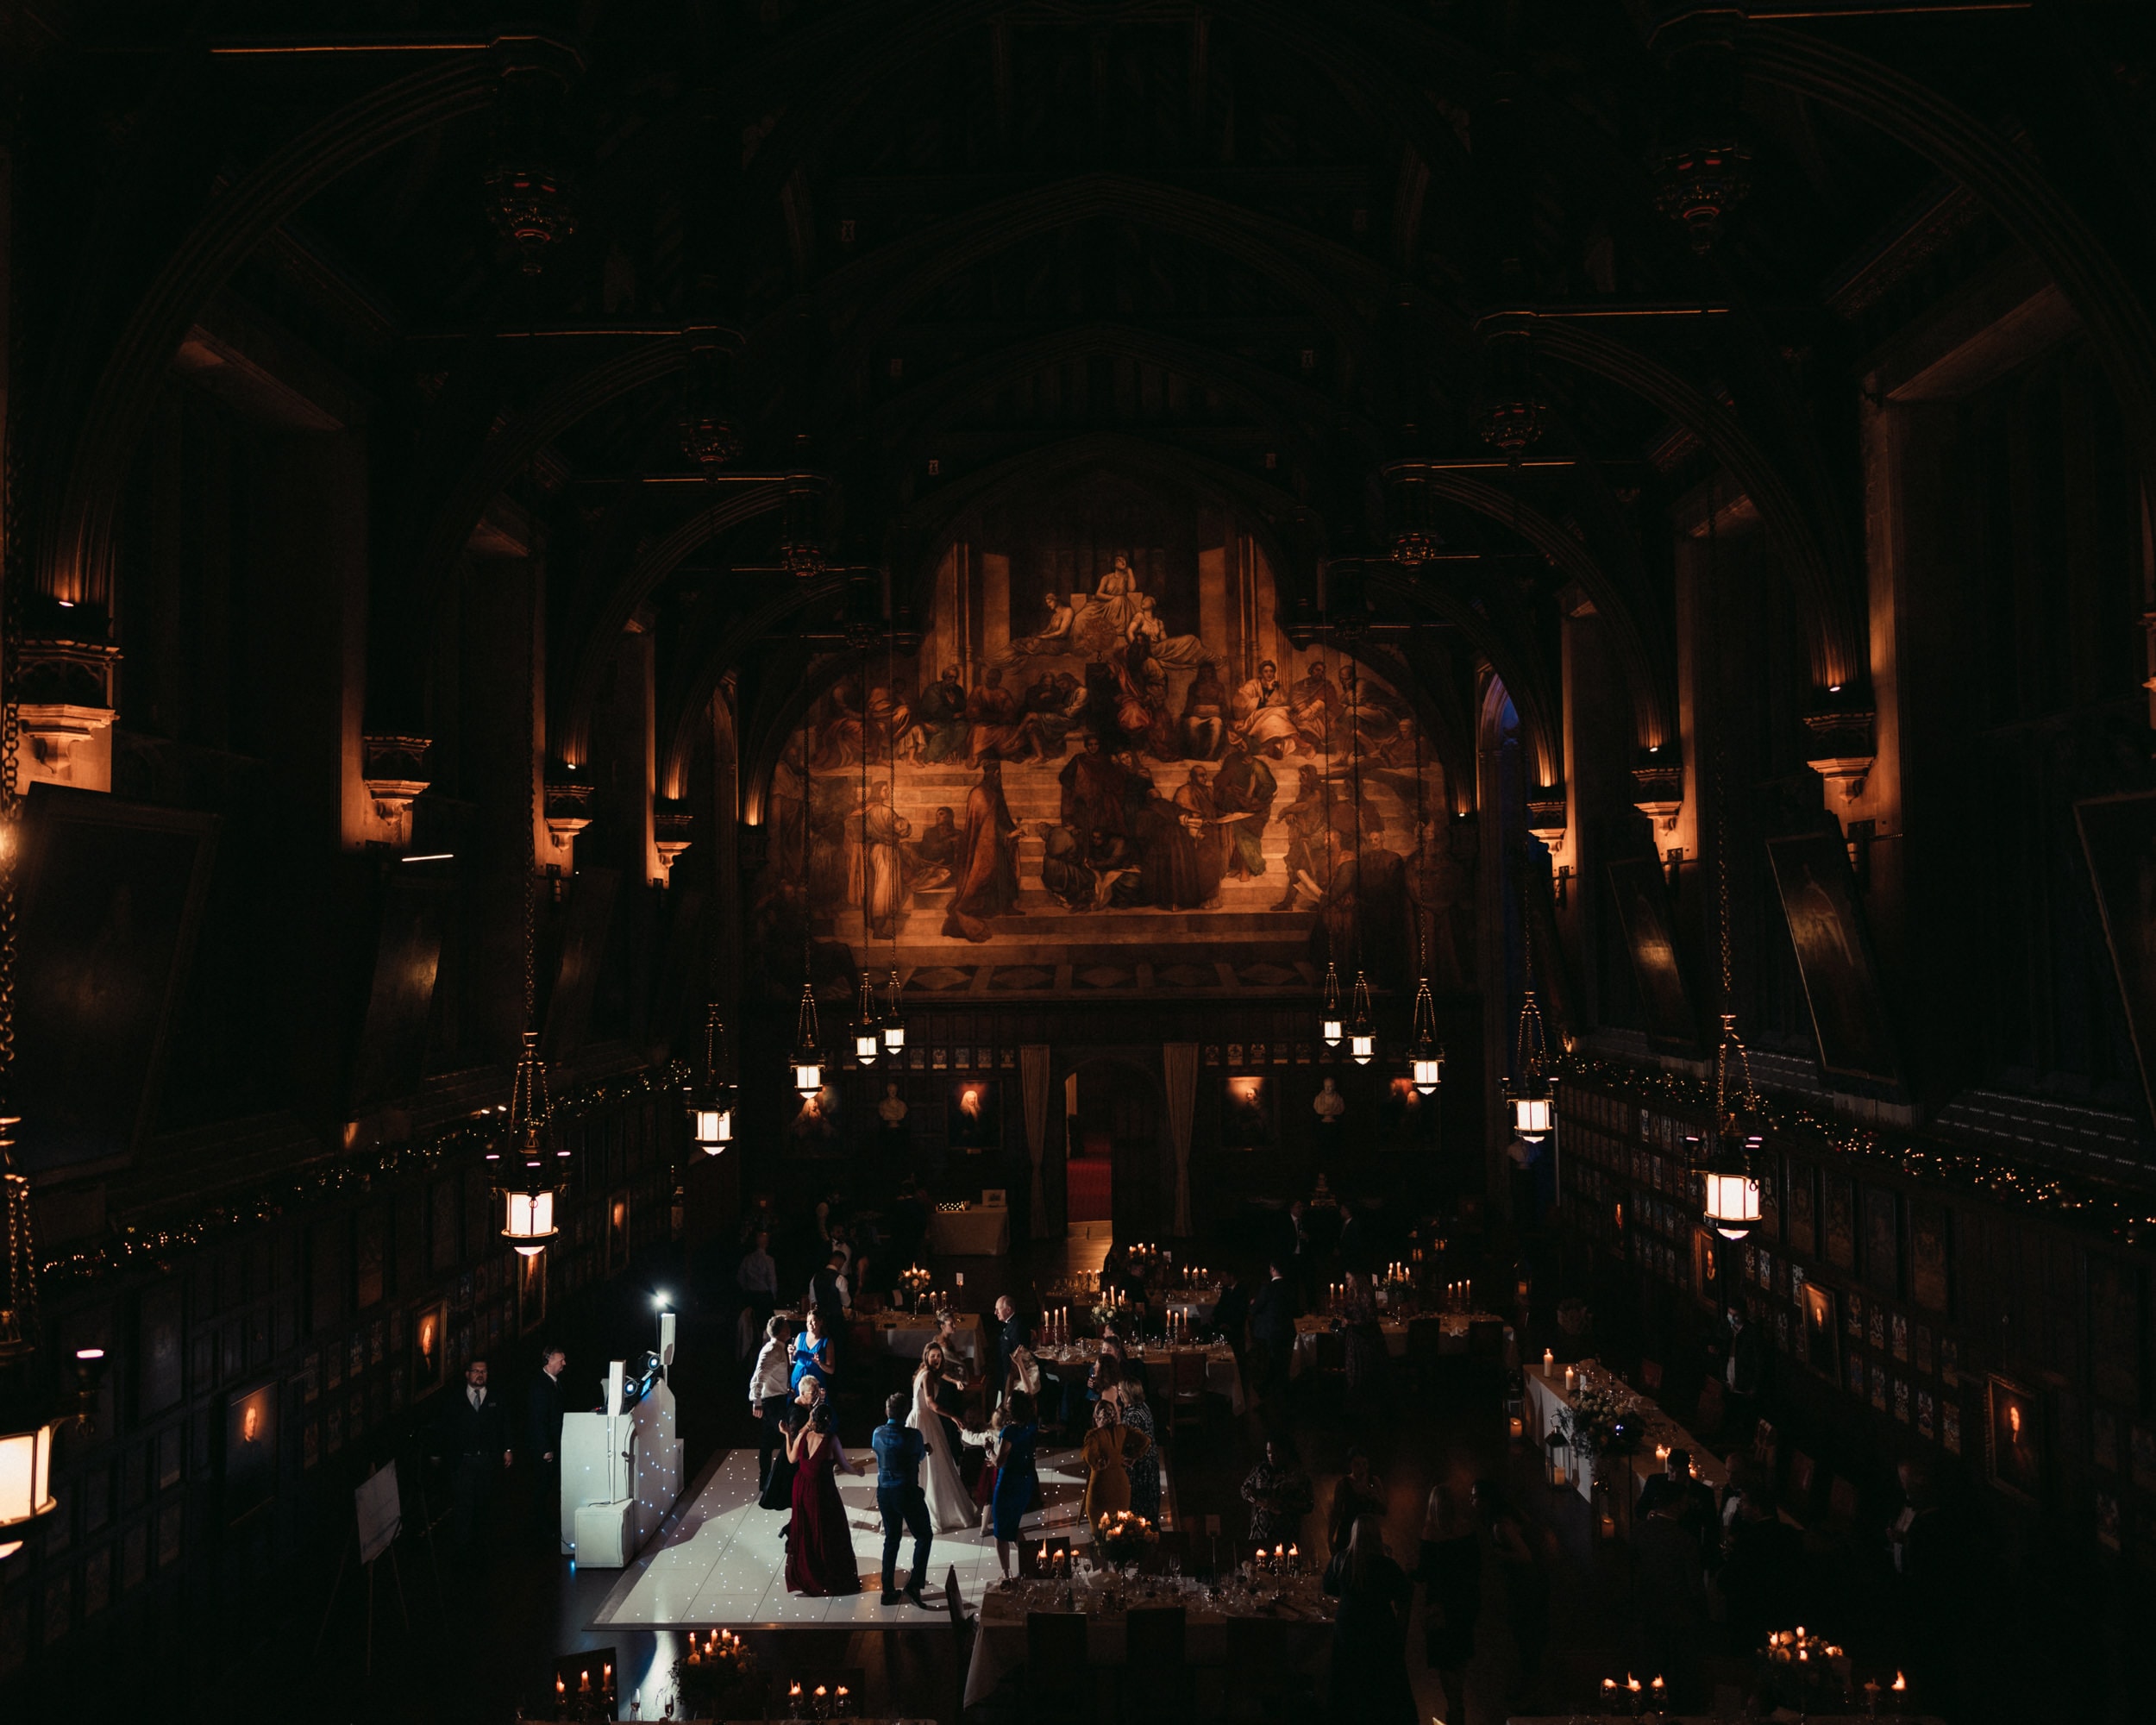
1288 1308 1506 1377
1035 1339 1246 1414
962 1570 1335 1707
1520 1357 1729 1506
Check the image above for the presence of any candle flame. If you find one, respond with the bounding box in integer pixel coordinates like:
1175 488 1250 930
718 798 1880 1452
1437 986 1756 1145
1893 1673 1907 1691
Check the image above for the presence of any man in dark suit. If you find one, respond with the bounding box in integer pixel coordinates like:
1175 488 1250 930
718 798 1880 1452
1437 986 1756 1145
992 1295 1027 1405
1722 1306 1766 1443
1335 1199 1374 1277
806 1250 849 1372
528 1346 567 1542
1248 1261 1300 1439
1211 1269 1250 1354
437 1358 512 1553
1279 1198 1313 1307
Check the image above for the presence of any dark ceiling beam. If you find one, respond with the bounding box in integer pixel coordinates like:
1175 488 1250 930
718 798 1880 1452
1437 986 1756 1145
1478 309 1864 694
1384 463 1676 754
554 480 799 766
39 48 511 608
1722 17 2156 505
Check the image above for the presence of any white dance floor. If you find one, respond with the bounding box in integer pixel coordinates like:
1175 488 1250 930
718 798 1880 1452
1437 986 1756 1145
591 1442 1174 1630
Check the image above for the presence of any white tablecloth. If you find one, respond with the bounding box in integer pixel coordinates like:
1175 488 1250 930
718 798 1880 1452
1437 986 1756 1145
1288 1311 1504 1377
929 1206 1012 1257
963 1578 1333 1706
1521 1358 1729 1505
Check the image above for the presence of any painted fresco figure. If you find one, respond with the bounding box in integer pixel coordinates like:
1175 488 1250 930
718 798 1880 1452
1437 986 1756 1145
1058 736 1125 854
1274 766 1331 911
846 783 912 939
1038 822 1098 911
1127 594 1206 668
1000 591 1075 665
1174 765 1228 907
1178 661 1228 761
1109 788 1210 911
1020 670 1087 757
1070 555 1142 657
1214 732 1278 881
1233 660 1301 755
967 667 1032 763
912 667 970 763
909 806 960 890
1289 659 1338 751
943 758 1022 942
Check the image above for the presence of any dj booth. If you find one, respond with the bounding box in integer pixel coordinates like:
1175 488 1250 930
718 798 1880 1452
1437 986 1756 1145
557 1311 685 1565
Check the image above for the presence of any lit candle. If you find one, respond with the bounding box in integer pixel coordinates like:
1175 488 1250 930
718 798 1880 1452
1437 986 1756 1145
1544 1348 1555 1375
1892 1672 1907 1693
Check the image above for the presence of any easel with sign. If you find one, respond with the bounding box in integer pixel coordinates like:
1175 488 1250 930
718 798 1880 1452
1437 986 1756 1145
313 1460 411 1676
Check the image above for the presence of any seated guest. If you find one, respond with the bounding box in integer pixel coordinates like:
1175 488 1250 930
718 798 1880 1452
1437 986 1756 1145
1323 1514 1416 1724
1328 1446 1387 1555
789 1307 836 1393
1241 1437 1313 1548
1117 1364 1161 1522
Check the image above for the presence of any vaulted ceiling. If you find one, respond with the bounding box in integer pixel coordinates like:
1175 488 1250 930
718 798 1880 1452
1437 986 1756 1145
11 0 2151 797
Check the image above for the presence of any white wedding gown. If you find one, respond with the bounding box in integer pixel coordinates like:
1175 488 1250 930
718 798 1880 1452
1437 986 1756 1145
908 1377 976 1534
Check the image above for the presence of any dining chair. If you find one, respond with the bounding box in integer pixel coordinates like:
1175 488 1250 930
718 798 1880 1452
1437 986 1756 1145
1403 1317 1447 1399
1220 1613 1316 1722
1026 1609 1094 1724
1117 1605 1190 1722
943 1565 975 1722
1168 1350 1207 1433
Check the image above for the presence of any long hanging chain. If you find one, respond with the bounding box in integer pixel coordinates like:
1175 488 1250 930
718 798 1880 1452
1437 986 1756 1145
524 589 539 1031
1708 499 1752 1134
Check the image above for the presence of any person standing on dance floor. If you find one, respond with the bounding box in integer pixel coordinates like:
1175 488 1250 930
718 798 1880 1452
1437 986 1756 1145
747 1315 793 1495
790 1307 837 1394
1081 1399 1149 1528
1116 1364 1161 1523
761 1375 825 1515
990 1391 1041 1579
784 1402 864 1596
871 1391 934 1607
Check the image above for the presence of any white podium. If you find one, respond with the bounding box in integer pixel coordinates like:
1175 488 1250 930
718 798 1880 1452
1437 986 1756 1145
559 1320 685 1565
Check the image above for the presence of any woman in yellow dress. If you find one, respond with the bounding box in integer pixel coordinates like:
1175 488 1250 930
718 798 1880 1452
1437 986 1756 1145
1081 1398 1150 1527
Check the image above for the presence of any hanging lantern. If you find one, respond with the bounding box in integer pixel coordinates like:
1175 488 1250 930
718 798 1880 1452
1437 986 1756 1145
1349 970 1377 1066
502 1168 558 1258
481 63 578 275
853 972 881 1065
1651 136 1753 256
1476 329 1546 459
0 1418 60 1561
1696 1132 1764 1241
1508 985 1554 1143
881 969 906 1055
792 980 824 1097
1318 961 1344 1048
686 1007 734 1154
1385 467 1444 568
1407 976 1445 1095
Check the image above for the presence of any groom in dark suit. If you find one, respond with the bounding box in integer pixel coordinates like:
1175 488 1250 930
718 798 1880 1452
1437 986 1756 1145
870 1392 934 1607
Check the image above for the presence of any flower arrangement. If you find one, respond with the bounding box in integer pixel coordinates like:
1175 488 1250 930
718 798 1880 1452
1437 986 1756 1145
1094 1509 1159 1569
1756 1626 1849 1714
1558 1386 1636 1460
671 1629 758 1718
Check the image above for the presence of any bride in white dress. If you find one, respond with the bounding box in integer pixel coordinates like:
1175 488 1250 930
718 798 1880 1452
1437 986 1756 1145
907 1344 977 1534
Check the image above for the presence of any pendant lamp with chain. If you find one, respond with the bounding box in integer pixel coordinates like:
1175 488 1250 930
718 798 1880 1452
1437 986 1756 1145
880 614 906 1055
1406 712 1444 1095
686 1005 734 1152
791 708 824 1097
1344 657 1377 1065
1316 620 1344 1050
851 645 882 1066
1694 508 1763 1241
499 633 560 1258
1507 909 1554 1143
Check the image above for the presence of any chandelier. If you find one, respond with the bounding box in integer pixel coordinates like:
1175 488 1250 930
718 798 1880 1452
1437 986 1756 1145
686 1006 734 1153
499 1031 559 1256
1404 716 1442 1094
1507 909 1554 1143
481 62 578 275
1652 137 1753 256
680 346 743 473
1385 465 1444 568
781 476 827 579
1476 329 1546 461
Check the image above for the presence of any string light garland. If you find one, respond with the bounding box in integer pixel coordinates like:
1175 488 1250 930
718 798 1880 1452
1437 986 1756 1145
37 1064 687 1294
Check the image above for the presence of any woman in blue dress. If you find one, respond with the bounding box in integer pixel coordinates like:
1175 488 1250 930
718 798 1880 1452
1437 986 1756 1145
790 1308 836 1393
989 1390 1041 1579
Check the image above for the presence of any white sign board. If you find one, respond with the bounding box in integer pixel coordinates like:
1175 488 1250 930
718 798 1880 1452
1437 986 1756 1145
355 1465 402 1565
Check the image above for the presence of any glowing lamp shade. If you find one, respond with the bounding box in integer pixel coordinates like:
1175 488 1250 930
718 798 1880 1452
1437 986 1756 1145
853 1026 880 1064
793 1058 823 1098
690 1107 732 1153
1321 1015 1344 1047
1411 1051 1444 1095
1511 1093 1554 1142
1703 1170 1762 1240
504 1187 556 1257
882 1019 906 1054
0 1420 60 1558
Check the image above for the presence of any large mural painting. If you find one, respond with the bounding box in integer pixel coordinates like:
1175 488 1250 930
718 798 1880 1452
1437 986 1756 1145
761 481 1474 992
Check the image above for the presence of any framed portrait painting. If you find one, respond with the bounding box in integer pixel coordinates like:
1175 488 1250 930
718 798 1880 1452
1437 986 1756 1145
1823 1173 1856 1272
1222 1076 1273 1150
1986 1375 2044 1503
1863 1187 1900 1298
1692 1227 1724 1314
605 1191 631 1270
411 1300 448 1400
1785 1161 1816 1258
1909 1201 1952 1315
946 1078 1001 1151
1802 1282 1837 1378
222 1379 279 1526
137 1280 184 1419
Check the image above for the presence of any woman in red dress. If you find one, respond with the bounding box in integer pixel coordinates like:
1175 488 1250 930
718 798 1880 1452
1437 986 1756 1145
784 1402 865 1596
